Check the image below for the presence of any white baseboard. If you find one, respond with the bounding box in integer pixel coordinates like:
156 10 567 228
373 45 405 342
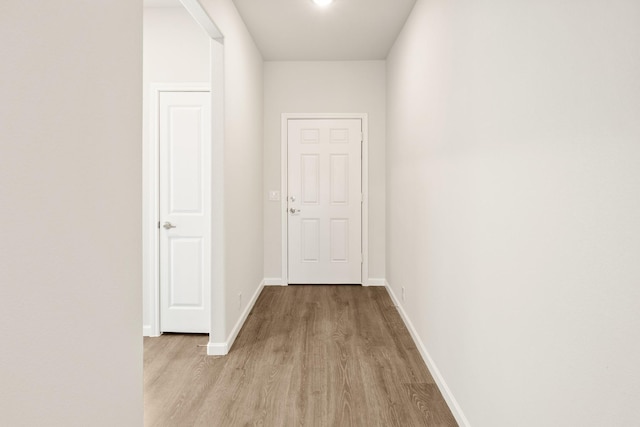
264 277 285 286
385 281 471 427
207 279 265 356
365 278 386 287
142 325 159 337
206 342 228 356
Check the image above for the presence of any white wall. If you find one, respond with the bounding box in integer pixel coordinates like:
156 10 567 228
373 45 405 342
263 61 386 283
200 0 264 344
0 1 142 426
143 7 210 83
142 6 210 335
386 0 640 426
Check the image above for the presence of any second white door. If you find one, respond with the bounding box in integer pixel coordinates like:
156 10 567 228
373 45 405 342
287 118 362 284
159 91 211 333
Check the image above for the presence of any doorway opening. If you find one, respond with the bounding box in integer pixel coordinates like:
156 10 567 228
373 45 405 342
142 0 225 345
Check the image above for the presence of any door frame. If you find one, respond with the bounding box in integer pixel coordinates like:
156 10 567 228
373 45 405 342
142 0 227 350
280 113 369 286
147 83 210 336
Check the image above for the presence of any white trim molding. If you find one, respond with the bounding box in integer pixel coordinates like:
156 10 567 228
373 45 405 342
280 113 370 286
179 0 223 41
208 38 226 348
364 278 386 287
142 325 158 337
384 281 471 427
264 278 285 286
207 280 265 356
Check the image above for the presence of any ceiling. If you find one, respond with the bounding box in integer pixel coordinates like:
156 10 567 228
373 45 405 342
144 0 181 7
231 0 417 61
144 0 417 61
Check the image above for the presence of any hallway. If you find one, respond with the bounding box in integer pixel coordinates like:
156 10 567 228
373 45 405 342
5 0 640 425
144 286 457 426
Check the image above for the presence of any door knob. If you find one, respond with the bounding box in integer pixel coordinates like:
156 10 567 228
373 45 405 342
163 221 177 230
289 208 300 214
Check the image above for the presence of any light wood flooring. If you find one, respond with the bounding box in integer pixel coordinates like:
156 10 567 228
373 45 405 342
144 285 457 426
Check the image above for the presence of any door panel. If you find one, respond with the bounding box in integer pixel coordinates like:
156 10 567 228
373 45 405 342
288 118 362 284
159 91 210 333
330 154 349 204
301 154 320 204
301 219 320 262
168 237 203 307
330 219 349 262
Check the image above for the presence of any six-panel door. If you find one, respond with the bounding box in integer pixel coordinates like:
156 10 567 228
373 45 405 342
288 119 362 284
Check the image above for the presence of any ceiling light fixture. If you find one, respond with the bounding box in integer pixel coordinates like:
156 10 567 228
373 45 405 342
312 0 334 7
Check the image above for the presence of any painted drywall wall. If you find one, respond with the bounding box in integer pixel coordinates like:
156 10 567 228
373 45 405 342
263 61 386 283
143 6 210 83
142 6 211 335
386 0 640 425
0 1 142 426
200 0 264 343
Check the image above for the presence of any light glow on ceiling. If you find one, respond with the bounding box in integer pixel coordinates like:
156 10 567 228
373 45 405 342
312 0 334 7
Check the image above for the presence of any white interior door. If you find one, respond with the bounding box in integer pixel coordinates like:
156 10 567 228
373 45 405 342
287 118 362 284
159 91 211 333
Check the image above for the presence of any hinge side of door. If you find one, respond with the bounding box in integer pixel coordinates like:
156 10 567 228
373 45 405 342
157 221 160 229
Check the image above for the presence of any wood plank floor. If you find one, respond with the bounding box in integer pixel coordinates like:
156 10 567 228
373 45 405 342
144 285 458 427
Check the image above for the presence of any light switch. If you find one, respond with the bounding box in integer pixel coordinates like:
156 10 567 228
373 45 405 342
268 190 280 201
